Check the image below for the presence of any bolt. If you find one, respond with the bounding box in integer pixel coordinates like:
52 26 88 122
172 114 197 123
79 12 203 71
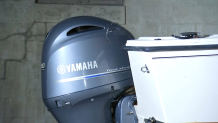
91 98 94 101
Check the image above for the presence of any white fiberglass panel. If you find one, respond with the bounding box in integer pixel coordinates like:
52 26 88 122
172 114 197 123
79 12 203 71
128 51 167 122
151 53 218 122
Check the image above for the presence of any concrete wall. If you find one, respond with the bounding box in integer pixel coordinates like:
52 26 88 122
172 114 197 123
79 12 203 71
0 0 218 123
124 0 218 37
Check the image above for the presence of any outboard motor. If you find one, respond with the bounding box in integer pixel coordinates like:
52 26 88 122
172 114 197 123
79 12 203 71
41 16 135 123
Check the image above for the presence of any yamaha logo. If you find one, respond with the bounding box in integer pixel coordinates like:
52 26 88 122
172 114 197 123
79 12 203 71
57 61 98 74
57 65 66 74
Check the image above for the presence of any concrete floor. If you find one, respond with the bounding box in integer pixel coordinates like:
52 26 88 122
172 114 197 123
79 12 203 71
0 0 218 122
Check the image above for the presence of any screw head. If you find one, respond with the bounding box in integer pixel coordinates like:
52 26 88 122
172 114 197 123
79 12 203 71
91 98 94 101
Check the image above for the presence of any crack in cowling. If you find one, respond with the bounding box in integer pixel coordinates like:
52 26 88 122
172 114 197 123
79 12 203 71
105 22 113 43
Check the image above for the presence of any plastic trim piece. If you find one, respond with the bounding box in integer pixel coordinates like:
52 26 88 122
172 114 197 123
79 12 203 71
123 45 218 52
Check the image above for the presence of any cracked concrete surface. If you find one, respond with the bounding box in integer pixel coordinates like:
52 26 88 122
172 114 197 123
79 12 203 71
35 4 125 24
0 35 25 60
1 0 218 123
0 20 58 122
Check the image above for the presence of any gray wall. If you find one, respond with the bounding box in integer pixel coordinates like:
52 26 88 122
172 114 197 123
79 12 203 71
0 0 218 123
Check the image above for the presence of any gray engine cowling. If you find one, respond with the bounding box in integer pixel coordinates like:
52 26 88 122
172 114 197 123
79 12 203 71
41 16 134 123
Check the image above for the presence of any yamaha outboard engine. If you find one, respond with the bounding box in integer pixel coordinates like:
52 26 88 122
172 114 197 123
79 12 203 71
41 16 134 123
